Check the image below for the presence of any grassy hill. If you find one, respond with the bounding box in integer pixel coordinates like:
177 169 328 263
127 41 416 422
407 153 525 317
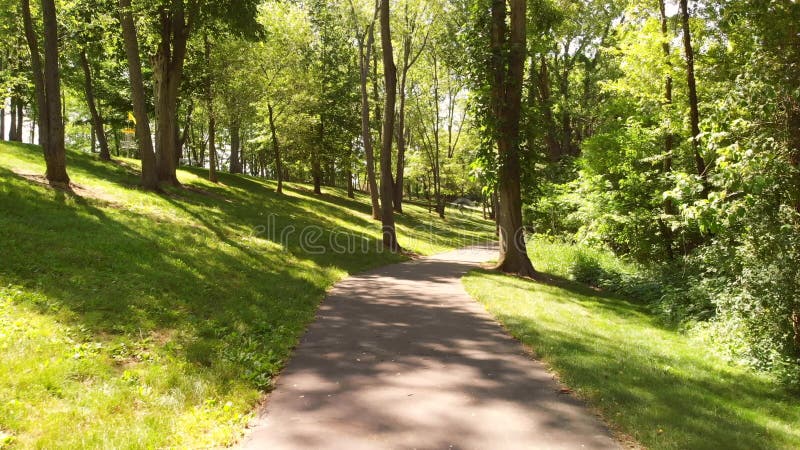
464 239 800 449
0 142 495 449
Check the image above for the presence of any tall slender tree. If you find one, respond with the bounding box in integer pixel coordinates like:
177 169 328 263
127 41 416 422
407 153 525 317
379 0 400 250
680 0 707 193
21 0 69 184
79 48 111 161
349 0 381 219
119 0 158 189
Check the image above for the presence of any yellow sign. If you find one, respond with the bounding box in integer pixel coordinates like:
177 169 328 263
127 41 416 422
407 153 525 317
127 112 136 125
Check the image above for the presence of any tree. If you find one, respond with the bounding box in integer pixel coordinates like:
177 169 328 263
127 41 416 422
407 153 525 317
79 48 111 161
21 0 69 184
680 0 707 193
392 0 429 212
489 0 534 276
379 0 400 250
349 0 381 219
204 33 218 183
118 0 159 189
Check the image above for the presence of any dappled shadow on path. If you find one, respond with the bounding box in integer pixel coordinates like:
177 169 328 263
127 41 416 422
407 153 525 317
242 253 617 450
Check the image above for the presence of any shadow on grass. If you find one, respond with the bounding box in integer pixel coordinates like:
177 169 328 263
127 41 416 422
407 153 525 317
465 268 800 450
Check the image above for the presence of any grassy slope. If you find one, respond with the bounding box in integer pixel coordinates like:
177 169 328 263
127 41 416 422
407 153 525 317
463 239 800 449
0 142 494 449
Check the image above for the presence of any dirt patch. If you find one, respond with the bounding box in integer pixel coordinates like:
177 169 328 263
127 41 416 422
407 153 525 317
14 171 124 208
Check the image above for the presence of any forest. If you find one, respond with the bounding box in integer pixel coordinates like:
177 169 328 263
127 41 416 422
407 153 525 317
1 0 799 447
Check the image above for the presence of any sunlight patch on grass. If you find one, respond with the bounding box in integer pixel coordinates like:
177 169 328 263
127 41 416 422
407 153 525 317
462 240 800 450
0 142 495 448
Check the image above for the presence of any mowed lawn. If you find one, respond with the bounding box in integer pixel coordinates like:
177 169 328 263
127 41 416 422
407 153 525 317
463 239 800 450
0 142 495 449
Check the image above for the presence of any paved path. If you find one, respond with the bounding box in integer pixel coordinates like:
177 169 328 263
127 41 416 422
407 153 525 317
240 248 618 449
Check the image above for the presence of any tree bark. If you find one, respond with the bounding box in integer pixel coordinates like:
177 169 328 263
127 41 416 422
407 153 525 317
119 0 159 189
267 102 283 194
229 119 241 173
379 0 400 251
79 48 110 161
313 118 323 194
16 100 24 142
22 0 69 184
177 99 192 165
490 0 535 277
205 34 218 183
534 55 561 161
680 0 707 193
0 58 4 141
392 13 426 213
659 0 675 259
8 97 17 141
152 0 189 186
355 8 381 219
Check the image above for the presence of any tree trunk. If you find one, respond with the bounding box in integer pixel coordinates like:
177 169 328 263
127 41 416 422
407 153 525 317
268 102 283 194
208 114 217 182
379 0 400 251
393 38 410 213
490 0 535 277
205 34 217 183
152 1 188 186
16 100 23 142
119 0 159 189
357 16 381 219
659 0 675 260
229 119 241 174
534 55 561 161
79 48 110 161
177 99 192 166
22 0 69 184
313 119 323 195
680 0 707 193
346 142 354 199
8 97 16 141
0 60 4 140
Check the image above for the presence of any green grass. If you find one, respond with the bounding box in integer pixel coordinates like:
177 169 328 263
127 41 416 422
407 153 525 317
463 238 800 449
0 142 494 449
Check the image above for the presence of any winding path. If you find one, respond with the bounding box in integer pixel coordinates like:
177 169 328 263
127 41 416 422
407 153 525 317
240 247 618 449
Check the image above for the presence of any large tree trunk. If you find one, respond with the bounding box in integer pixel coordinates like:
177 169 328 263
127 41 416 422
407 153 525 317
267 102 283 194
153 1 188 186
79 48 110 161
119 0 159 189
356 16 381 219
379 0 400 251
490 0 535 277
680 0 707 193
22 0 69 184
41 0 68 183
